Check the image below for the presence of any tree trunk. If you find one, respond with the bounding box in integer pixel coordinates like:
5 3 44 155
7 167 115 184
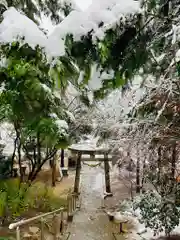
157 146 161 183
136 157 140 193
52 157 56 187
171 144 176 180
37 133 41 167
17 137 23 183
14 125 23 183
28 164 36 181
30 150 57 182
61 149 65 168
14 123 24 182
74 152 81 194
104 153 112 194
10 137 18 177
141 157 146 190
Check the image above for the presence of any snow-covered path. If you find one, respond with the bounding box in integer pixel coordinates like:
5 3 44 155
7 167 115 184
67 163 113 240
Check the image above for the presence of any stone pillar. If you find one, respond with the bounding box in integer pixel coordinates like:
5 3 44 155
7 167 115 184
74 152 81 194
104 153 113 197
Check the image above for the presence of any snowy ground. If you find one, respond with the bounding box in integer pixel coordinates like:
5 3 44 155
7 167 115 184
67 164 112 240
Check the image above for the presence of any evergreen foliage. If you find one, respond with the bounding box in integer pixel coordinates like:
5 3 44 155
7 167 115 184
0 0 76 24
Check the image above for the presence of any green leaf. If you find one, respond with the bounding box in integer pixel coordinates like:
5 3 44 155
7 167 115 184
114 72 125 88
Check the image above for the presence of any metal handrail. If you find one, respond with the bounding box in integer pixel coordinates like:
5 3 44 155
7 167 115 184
9 180 82 240
9 207 64 230
9 192 81 240
9 207 65 240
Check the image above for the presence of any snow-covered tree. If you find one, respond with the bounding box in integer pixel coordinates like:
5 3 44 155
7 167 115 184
0 41 72 181
0 0 79 24
135 190 180 236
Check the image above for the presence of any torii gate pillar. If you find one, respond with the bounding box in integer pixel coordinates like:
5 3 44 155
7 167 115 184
74 152 81 194
104 152 113 197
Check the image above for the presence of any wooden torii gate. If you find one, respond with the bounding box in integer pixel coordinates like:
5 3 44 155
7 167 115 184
68 146 113 197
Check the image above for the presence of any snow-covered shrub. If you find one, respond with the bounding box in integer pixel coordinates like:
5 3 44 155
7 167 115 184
117 199 133 213
134 190 180 236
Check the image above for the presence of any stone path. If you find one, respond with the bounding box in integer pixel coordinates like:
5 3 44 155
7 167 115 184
67 163 113 240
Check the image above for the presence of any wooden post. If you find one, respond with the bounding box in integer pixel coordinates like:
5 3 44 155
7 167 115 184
104 152 112 196
60 211 64 234
74 152 81 194
53 214 59 240
16 226 21 240
67 195 73 222
73 195 76 212
40 218 44 240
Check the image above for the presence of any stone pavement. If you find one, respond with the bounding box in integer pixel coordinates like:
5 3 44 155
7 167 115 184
67 164 112 240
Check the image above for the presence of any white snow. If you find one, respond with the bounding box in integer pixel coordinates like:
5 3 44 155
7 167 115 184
87 91 94 104
50 113 58 119
0 122 15 156
88 65 114 91
75 0 92 10
49 0 140 47
0 0 8 9
70 136 101 151
66 110 75 121
0 1 139 57
171 24 180 44
0 7 65 57
55 119 69 130
50 113 69 133
0 7 47 49
92 172 104 192
48 10 97 44
95 79 144 125
40 83 52 93
0 1 140 93
176 49 180 62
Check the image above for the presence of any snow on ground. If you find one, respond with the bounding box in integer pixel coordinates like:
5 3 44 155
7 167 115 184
91 171 105 199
